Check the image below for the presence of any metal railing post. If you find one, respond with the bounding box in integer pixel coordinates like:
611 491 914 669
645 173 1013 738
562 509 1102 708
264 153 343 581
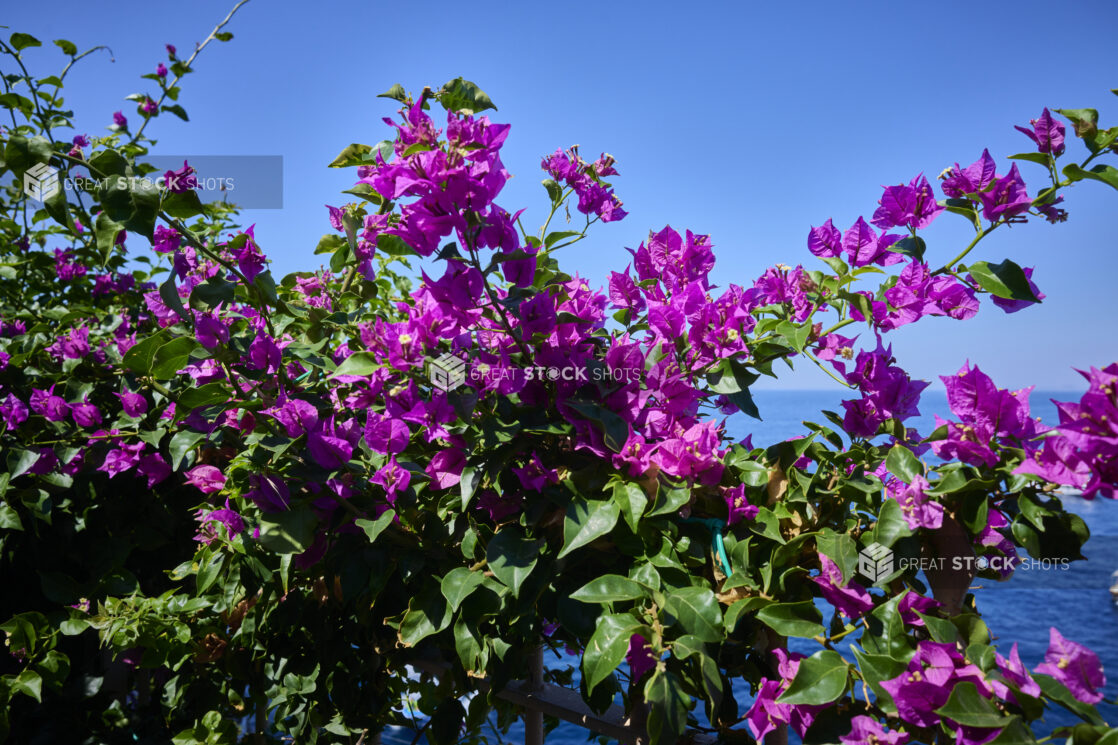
524 644 545 745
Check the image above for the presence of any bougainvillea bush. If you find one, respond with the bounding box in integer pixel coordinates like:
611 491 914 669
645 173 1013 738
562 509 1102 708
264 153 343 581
2 17 1118 745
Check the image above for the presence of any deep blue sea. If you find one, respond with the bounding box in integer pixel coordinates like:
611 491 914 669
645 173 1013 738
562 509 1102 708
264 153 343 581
384 390 1118 743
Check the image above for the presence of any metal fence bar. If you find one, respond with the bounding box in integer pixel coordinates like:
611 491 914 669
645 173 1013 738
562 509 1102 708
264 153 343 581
408 656 718 744
523 644 544 745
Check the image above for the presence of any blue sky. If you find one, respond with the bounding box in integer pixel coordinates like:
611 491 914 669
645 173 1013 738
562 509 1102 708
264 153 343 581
6 0 1118 391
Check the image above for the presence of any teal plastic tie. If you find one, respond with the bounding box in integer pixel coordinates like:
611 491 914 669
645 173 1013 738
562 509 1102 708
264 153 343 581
681 517 731 576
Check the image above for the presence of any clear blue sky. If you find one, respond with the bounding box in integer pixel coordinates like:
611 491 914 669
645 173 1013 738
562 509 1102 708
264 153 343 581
6 0 1118 391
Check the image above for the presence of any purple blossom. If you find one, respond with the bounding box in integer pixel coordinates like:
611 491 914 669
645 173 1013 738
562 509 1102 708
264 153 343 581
156 62 168 78
98 442 146 479
71 398 102 428
812 553 874 618
887 475 944 530
427 448 466 489
840 716 909 745
30 387 69 422
807 218 842 258
1034 628 1106 704
990 643 1041 701
185 465 227 494
163 160 198 193
842 217 905 268
940 149 997 198
246 473 291 513
1015 108 1065 156
0 393 28 429
871 174 944 231
512 452 559 492
364 414 410 455
196 502 245 545
745 649 824 740
723 484 759 526
116 390 149 417
978 164 1031 223
136 453 171 488
476 489 522 522
627 634 656 682
113 111 128 128
194 311 229 349
881 641 991 729
371 456 411 502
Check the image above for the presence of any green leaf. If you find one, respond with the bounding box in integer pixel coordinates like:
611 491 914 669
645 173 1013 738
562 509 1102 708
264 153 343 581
582 613 639 694
196 550 224 594
872 498 913 549
189 276 236 310
558 498 620 558
355 509 395 545
10 33 42 51
1063 163 1118 193
1007 152 1051 166
398 588 451 647
778 649 849 705
885 445 922 483
7 449 39 480
459 467 480 511
756 601 824 638
378 84 407 103
612 481 648 533
257 507 316 554
95 213 127 264
0 502 22 531
486 527 538 597
438 77 497 114
935 681 1015 728
176 383 230 412
101 175 159 239
645 670 688 745
1034 673 1105 726
816 529 857 583
328 143 373 168
967 259 1040 302
544 230 581 249
331 352 381 377
571 575 645 604
150 336 199 379
542 178 563 204
161 103 189 122
888 235 927 262
12 670 42 702
162 189 204 218
1056 108 1099 138
315 234 347 255
53 39 78 55
440 567 485 612
663 586 724 643
563 400 629 452
852 647 908 712
168 430 205 471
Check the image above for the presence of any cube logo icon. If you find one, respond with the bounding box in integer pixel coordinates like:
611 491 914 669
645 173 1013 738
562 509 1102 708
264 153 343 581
858 542 894 583
428 353 466 392
23 163 60 201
